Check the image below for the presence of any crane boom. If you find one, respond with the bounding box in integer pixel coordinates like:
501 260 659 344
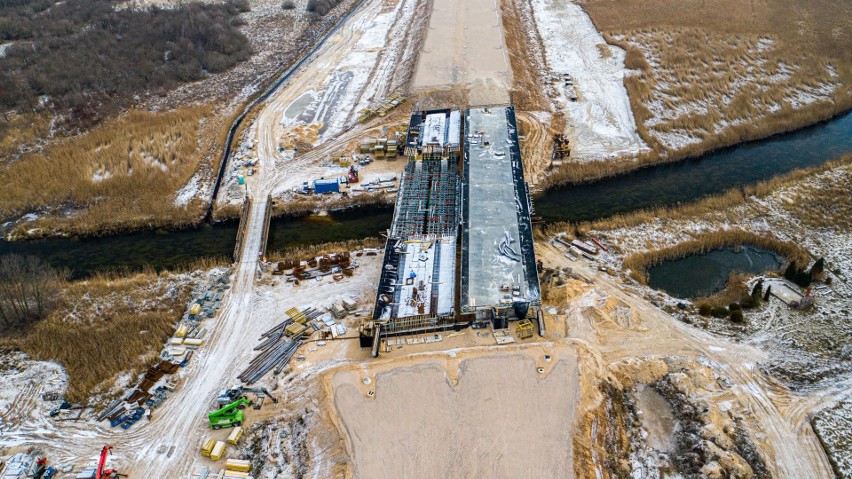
96 446 112 479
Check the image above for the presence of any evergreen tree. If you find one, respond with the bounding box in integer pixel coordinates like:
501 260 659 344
784 262 797 281
751 280 763 300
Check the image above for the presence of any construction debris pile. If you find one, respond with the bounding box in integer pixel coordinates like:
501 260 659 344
356 92 406 123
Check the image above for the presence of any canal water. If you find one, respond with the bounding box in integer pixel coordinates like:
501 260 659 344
0 207 393 279
648 246 784 299
1 111 849 277
533 110 852 222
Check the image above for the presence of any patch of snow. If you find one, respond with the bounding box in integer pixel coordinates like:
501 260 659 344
174 170 208 206
91 168 112 183
531 0 647 160
0 41 13 58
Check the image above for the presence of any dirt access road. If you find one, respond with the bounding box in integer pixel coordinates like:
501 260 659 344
241 0 427 199
412 0 512 105
537 244 835 478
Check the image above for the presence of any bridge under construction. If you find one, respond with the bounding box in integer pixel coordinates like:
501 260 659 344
361 106 541 353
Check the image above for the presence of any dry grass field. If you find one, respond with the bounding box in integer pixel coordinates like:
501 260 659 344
567 0 851 172
0 105 222 237
1 270 197 402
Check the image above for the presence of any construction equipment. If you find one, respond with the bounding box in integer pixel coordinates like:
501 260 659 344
347 165 359 184
216 386 278 407
78 446 124 479
208 398 251 430
516 319 535 340
33 457 57 479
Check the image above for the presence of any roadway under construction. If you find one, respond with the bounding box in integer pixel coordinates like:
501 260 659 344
361 106 541 353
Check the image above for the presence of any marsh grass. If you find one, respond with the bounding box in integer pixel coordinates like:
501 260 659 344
267 237 382 264
2 270 197 401
0 105 219 237
554 0 852 183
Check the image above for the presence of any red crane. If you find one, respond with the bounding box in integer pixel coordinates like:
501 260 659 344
95 446 124 479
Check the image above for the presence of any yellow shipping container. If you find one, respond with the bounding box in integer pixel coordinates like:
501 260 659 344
225 459 251 472
210 441 226 461
223 472 250 479
169 338 184 345
175 324 189 338
183 338 204 347
201 438 216 457
226 426 243 445
190 303 202 315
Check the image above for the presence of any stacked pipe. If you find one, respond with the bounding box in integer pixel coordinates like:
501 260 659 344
238 308 316 384
239 340 301 384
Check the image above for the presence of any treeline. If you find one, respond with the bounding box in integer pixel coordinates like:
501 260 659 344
0 254 64 329
0 0 251 128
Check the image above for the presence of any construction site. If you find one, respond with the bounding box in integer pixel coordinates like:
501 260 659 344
362 106 541 352
1 0 849 477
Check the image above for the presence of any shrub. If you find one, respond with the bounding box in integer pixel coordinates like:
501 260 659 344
711 306 729 318
698 303 712 316
730 310 744 323
740 295 758 309
282 0 296 9
306 0 341 16
729 302 742 311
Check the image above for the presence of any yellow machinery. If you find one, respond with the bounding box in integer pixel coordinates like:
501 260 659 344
516 319 534 339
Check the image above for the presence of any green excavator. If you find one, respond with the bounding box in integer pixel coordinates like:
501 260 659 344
208 397 251 429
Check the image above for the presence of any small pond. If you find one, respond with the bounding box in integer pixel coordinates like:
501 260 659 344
647 245 784 299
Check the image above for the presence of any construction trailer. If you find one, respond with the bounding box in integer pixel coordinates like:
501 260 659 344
361 106 541 353
313 178 339 194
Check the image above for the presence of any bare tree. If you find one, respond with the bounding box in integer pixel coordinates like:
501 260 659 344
0 254 64 328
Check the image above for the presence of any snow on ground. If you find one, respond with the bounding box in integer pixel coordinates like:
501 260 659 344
173 170 211 207
574 163 852 391
530 0 647 160
0 353 67 442
812 401 852 478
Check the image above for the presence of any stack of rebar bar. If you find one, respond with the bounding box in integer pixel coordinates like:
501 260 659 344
238 308 317 384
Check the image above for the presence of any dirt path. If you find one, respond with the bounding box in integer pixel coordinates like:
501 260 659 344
538 244 835 478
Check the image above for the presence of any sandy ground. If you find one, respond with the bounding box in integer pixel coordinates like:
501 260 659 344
412 0 512 105
330 346 578 479
537 244 835 478
527 0 647 160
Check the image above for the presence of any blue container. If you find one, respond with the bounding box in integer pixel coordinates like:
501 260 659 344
313 178 339 194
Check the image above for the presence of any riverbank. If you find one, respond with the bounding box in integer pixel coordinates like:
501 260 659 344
541 106 851 188
549 154 852 388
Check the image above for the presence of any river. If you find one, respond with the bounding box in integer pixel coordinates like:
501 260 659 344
1 112 849 277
